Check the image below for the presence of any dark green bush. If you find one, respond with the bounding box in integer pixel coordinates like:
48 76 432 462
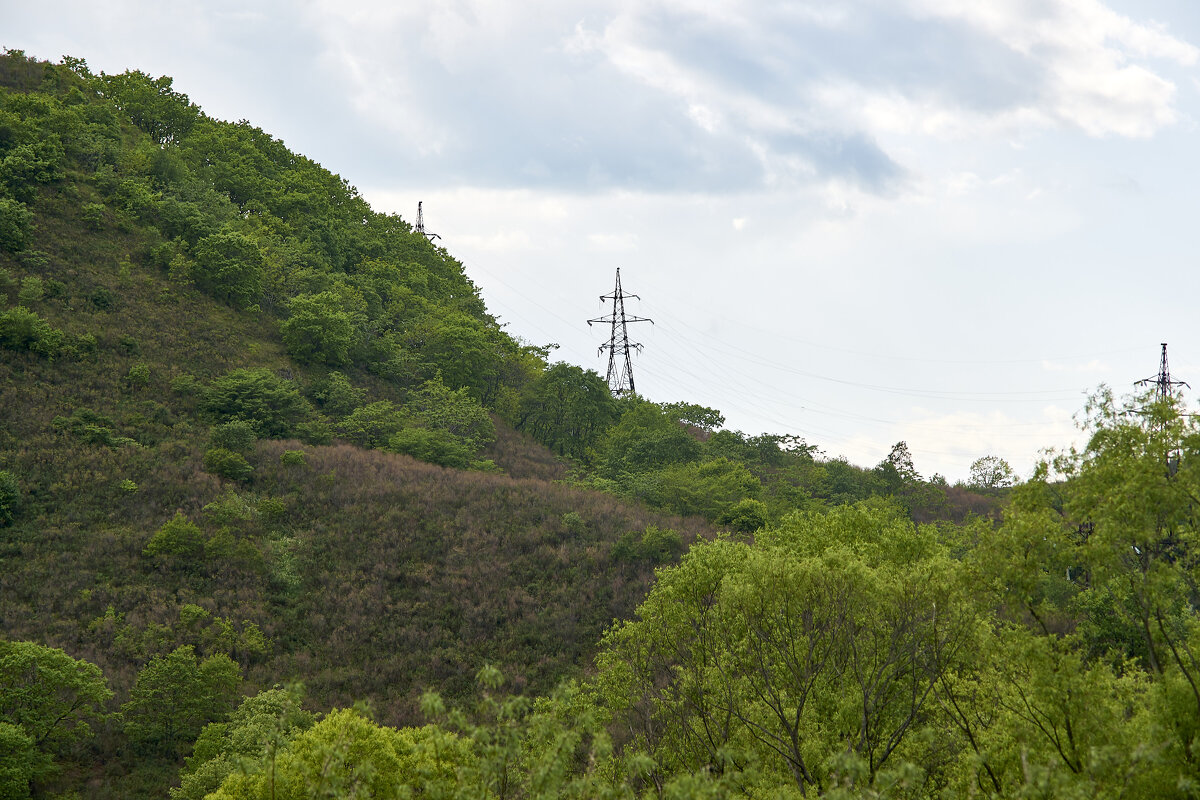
144 512 204 558
387 427 472 469
203 448 253 482
0 470 21 527
279 450 306 467
190 229 263 308
202 369 313 438
0 305 63 357
0 196 31 252
208 420 256 455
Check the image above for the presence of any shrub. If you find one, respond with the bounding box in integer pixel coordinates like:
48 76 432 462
16 276 42 305
717 498 770 533
280 291 364 365
387 427 472 469
119 479 138 494
337 401 405 448
144 512 204 558
203 448 253 482
0 470 20 527
52 408 138 448
280 450 306 467
309 371 364 417
208 420 256 455
0 305 63 358
126 361 150 388
190 229 263 308
202 369 313 438
0 196 31 252
293 417 332 446
81 201 106 230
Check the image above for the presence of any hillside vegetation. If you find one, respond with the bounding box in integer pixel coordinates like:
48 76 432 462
15 49 1192 800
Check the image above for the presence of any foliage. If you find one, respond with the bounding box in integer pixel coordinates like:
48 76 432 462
0 196 31 251
405 375 496 451
203 447 254 482
515 362 617 459
280 290 365 365
0 640 112 755
387 426 473 469
143 512 205 559
202 369 315 438
0 722 35 800
336 400 405 449
121 645 242 755
308 370 364 417
208 420 257 455
0 470 19 527
595 502 978 796
969 454 1016 492
0 305 62 358
173 686 314 800
189 229 264 308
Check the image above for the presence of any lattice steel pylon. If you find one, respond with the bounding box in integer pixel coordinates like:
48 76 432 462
1137 343 1189 404
414 201 441 243
588 268 652 396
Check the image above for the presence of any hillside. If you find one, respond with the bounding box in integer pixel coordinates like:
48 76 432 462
0 50 1039 800
0 50 722 796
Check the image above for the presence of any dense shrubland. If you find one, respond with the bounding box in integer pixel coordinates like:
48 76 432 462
0 48 1138 800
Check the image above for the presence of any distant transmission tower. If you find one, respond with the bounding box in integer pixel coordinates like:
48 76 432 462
588 268 652 396
1136 343 1189 404
414 201 441 243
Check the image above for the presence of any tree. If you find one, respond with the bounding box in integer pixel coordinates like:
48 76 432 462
280 291 366 366
595 502 978 795
202 369 314 438
0 641 112 754
98 69 199 145
515 362 617 459
122 646 242 755
174 686 313 800
594 399 702 480
190 229 264 308
405 376 496 451
969 454 1016 492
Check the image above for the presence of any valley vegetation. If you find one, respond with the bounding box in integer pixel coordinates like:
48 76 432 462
1 49 1190 799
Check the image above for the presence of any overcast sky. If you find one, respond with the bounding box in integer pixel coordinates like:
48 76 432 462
7 0 1200 480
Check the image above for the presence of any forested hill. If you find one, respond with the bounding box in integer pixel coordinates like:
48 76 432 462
0 49 1062 800
0 50 722 796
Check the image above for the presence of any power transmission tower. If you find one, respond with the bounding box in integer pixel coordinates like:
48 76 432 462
414 201 441 243
1136 343 1189 404
588 268 652 396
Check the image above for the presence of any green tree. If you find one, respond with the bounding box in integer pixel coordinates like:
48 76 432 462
174 686 314 800
280 291 366 366
594 399 702 480
405 375 496 451
595 502 978 796
0 641 112 754
515 362 617 459
144 511 204 559
636 457 761 521
122 645 242 755
336 400 406 449
202 369 314 438
0 722 35 800
968 454 1016 492
190 229 263 308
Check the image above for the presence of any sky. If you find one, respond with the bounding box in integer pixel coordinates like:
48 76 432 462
6 0 1200 481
